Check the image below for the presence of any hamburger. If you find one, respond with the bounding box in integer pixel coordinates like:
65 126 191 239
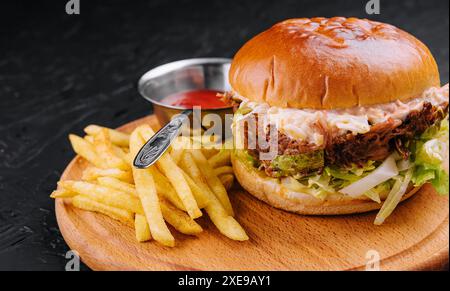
226 17 449 224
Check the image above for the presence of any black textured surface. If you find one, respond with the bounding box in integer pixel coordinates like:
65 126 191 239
0 0 448 271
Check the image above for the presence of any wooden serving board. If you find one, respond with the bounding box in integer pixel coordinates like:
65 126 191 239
55 115 449 271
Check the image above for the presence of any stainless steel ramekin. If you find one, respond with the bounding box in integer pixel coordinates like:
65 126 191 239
138 58 233 134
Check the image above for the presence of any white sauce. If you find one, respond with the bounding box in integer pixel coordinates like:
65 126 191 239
234 85 449 146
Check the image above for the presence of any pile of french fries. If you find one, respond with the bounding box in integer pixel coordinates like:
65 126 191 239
51 124 248 247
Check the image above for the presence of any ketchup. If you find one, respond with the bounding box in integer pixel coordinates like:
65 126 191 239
161 89 230 109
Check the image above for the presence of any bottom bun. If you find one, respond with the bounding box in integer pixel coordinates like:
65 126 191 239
231 154 421 216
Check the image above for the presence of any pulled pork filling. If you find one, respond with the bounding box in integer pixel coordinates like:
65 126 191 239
229 86 449 178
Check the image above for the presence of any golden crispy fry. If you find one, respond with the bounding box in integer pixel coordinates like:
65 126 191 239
219 174 234 191
179 152 214 206
82 167 134 184
189 150 234 216
121 150 184 209
180 166 247 241
59 122 247 244
206 205 249 241
60 180 144 214
170 148 184 165
181 171 211 208
84 135 94 143
50 188 77 199
84 125 130 147
93 129 130 170
157 153 202 218
97 170 187 214
69 134 105 168
130 127 175 247
160 198 203 235
135 214 152 242
112 145 128 162
213 166 234 177
149 167 187 211
201 148 219 159
208 150 231 169
139 125 202 219
97 177 137 196
96 157 185 211
72 195 134 227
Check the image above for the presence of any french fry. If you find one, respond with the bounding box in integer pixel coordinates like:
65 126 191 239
219 174 234 191
69 134 105 168
206 204 249 241
139 125 202 219
135 214 152 242
60 180 144 214
72 195 134 227
84 135 94 143
97 177 137 196
213 166 234 177
50 188 77 199
84 125 130 147
170 148 184 165
112 145 128 162
57 121 248 244
157 153 202 219
121 150 184 209
94 174 200 237
179 152 214 206
148 167 187 211
202 148 219 159
93 129 130 170
181 172 211 209
208 150 231 168
82 167 134 184
160 198 203 235
97 171 187 214
189 150 234 216
180 166 247 241
130 127 175 247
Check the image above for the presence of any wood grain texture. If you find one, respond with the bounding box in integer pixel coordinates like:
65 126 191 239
55 115 449 271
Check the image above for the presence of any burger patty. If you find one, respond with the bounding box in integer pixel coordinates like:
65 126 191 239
244 102 449 177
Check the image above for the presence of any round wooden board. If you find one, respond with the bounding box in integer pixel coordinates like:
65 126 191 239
55 115 449 271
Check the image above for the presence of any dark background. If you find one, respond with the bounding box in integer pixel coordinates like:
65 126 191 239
0 0 448 271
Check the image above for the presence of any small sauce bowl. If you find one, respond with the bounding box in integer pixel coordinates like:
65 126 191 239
138 58 234 137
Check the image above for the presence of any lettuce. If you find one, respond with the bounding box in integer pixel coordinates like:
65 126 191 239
339 155 399 198
420 115 449 141
412 166 436 186
281 176 329 200
431 169 450 195
307 173 335 196
416 139 447 166
411 118 449 196
374 169 414 225
325 161 378 188
364 183 391 204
